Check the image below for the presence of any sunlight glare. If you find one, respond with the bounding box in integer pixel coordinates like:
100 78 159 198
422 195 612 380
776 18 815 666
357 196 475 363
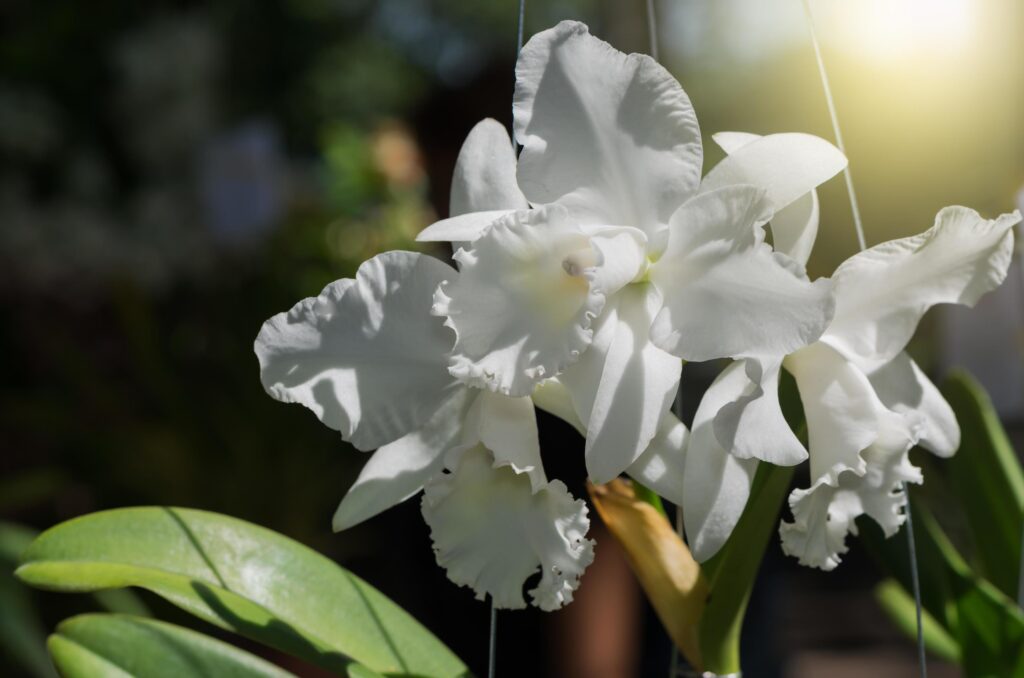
826 0 975 61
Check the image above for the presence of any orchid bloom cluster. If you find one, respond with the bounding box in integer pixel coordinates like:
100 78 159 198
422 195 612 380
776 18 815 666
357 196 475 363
255 21 1021 609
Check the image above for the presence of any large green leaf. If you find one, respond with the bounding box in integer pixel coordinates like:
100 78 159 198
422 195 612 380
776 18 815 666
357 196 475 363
16 507 468 678
1 522 57 678
941 370 1024 600
47 614 294 678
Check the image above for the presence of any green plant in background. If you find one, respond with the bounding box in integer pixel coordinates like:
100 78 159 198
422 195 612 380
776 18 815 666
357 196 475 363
866 371 1024 677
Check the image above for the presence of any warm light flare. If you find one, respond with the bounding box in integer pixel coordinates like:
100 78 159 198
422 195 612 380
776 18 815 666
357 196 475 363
825 0 974 61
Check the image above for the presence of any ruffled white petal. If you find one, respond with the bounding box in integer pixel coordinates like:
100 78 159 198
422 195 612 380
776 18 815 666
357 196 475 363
701 132 845 215
255 251 460 451
650 185 835 361
785 342 911 484
626 412 689 508
421 445 595 611
711 131 821 266
683 369 760 562
712 358 807 466
560 283 682 483
780 446 922 571
514 20 702 238
823 207 1019 370
449 119 529 217
462 390 545 491
417 210 517 243
332 389 473 531
433 206 605 397
867 352 959 457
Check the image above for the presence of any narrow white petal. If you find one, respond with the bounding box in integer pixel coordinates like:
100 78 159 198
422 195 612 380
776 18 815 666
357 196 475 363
780 447 922 571
531 377 585 435
711 131 822 266
711 131 761 154
434 206 604 397
771 191 819 268
332 389 473 531
626 413 689 507
561 284 682 483
255 251 460 451
463 390 545 491
823 207 1019 370
416 210 516 243
683 363 760 562
701 132 845 215
712 358 807 466
712 130 823 268
421 445 595 611
450 119 528 217
514 21 702 236
868 352 960 457
650 185 834 361
534 376 690 508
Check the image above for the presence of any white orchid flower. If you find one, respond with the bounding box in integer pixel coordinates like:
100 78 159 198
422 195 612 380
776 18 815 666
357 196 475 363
255 250 593 609
778 206 1020 569
419 21 845 486
686 202 1019 568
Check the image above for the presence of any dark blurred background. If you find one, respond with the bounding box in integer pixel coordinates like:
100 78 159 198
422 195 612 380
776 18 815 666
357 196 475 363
2 0 1022 676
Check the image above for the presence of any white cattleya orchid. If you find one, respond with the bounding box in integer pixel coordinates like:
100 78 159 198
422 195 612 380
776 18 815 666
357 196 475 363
686 204 1020 568
419 20 846 486
254 250 595 609
778 206 1020 569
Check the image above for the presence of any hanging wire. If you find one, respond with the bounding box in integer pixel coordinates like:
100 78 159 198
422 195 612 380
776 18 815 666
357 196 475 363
799 0 866 252
1016 254 1024 611
516 0 526 55
799 2 926 676
488 599 498 678
488 6 527 676
646 2 681 670
646 0 660 61
903 499 927 678
670 380 685 678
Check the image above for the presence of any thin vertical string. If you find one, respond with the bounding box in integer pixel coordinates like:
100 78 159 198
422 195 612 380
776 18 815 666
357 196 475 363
799 2 926 677
800 0 866 251
516 0 526 55
670 380 684 678
646 0 660 61
648 2 678 671
488 599 498 678
1014 243 1024 611
904 501 927 678
489 5 526 677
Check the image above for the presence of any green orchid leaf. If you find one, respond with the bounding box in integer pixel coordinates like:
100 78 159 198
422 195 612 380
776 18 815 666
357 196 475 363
16 507 468 678
941 370 1024 600
1 522 57 678
347 664 388 678
874 578 959 663
47 613 293 678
